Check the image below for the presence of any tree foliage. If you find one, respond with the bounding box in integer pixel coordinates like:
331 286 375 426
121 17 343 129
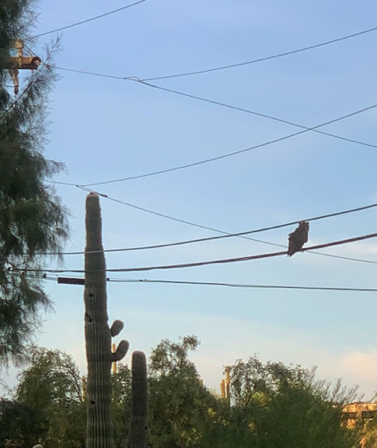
0 348 86 447
0 348 134 448
148 336 218 448
228 356 360 448
0 0 69 364
111 364 132 447
0 398 44 447
0 340 370 448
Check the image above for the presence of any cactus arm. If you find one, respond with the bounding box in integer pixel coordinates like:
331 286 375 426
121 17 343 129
112 340 130 362
110 320 124 337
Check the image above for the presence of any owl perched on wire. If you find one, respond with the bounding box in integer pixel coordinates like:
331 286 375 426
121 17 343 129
287 221 309 256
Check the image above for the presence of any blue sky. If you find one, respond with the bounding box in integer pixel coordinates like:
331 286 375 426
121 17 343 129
2 0 377 398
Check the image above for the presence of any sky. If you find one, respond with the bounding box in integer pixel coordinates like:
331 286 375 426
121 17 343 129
1 0 377 398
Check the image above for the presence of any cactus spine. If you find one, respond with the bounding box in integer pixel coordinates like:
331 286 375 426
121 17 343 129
84 193 129 448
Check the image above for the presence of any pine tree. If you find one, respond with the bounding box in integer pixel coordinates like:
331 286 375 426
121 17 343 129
0 0 69 364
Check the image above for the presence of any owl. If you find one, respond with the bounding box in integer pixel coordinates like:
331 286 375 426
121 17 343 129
287 221 309 256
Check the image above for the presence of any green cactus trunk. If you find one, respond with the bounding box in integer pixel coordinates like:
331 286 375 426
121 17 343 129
84 193 114 448
125 351 148 448
84 193 147 448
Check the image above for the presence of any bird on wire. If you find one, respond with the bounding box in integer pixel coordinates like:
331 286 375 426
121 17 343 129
288 221 309 256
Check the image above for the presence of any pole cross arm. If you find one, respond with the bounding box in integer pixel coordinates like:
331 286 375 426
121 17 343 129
7 56 42 70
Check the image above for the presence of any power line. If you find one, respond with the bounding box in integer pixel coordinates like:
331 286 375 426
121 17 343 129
80 85 376 186
55 27 377 81
46 70 376 188
80 233 377 272
78 187 377 265
140 27 377 81
53 276 377 292
25 180 375 264
81 80 377 186
11 233 377 274
33 68 377 267
81 74 377 154
17 273 377 292
107 279 377 292
47 101 376 188
33 202 377 255
56 66 125 79
302 251 377 265
33 0 146 38
129 79 377 147
47 180 83 186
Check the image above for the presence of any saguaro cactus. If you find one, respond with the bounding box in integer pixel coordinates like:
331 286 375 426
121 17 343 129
84 193 129 448
125 351 148 448
84 193 148 448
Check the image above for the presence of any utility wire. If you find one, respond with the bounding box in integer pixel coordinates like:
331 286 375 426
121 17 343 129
79 86 376 186
107 279 377 292
77 187 377 265
46 70 376 188
140 27 377 81
34 65 377 266
32 202 377 255
16 273 377 292
14 29 375 271
80 80 377 186
55 66 126 79
11 233 377 273
33 0 146 38
47 101 376 188
51 275 377 292
21 181 374 263
55 28 377 81
128 79 377 147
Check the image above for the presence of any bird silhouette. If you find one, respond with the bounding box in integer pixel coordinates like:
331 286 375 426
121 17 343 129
288 221 309 256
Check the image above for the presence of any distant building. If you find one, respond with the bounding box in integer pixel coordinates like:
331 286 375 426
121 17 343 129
343 401 376 426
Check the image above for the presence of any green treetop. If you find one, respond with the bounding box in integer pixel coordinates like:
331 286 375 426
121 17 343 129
0 0 69 364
